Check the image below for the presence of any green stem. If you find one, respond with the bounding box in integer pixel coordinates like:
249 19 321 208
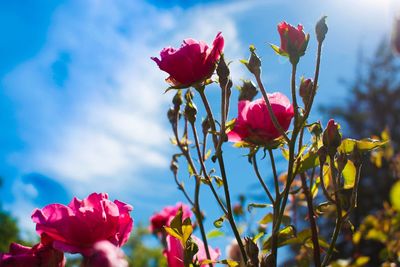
252 154 275 205
198 89 248 263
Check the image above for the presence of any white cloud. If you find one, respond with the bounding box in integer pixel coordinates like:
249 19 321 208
3 0 259 213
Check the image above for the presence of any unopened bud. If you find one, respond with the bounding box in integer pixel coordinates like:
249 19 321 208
170 156 179 175
172 90 183 108
184 102 197 124
246 45 261 76
309 121 322 137
299 77 313 106
217 54 230 87
238 80 258 101
233 204 243 217
323 119 342 152
316 16 328 43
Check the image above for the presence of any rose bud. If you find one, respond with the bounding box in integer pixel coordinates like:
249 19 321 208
227 93 294 146
322 119 342 152
299 77 313 106
31 193 133 256
152 33 224 88
277 21 309 64
238 80 258 101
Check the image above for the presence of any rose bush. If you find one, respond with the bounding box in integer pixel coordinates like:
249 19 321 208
31 192 133 256
227 93 294 145
152 32 224 88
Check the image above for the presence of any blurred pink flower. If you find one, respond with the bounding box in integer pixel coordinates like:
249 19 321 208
82 241 128 267
31 193 133 256
149 202 192 234
0 242 65 267
152 32 224 87
164 235 220 267
227 93 294 145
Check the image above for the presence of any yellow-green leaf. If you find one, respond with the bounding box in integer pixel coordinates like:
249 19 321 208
338 138 387 154
390 181 400 211
342 160 356 189
206 229 224 239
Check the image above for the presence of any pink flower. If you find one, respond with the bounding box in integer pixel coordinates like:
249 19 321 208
278 22 307 56
152 32 224 87
164 235 220 267
227 93 294 145
31 193 133 256
0 242 65 267
82 241 128 267
149 202 192 234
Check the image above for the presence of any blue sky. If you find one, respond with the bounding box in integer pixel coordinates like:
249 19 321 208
0 0 398 249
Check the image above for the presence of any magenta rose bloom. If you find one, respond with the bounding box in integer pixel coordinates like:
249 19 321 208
0 242 65 267
31 193 133 256
164 235 220 267
278 21 307 56
149 202 192 234
227 93 294 145
82 241 128 267
152 32 224 87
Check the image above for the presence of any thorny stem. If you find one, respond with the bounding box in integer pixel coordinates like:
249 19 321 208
198 89 248 263
251 154 275 205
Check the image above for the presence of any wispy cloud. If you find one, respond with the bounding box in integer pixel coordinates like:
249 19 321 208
2 0 259 226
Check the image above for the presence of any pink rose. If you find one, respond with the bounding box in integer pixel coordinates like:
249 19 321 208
152 32 224 87
278 22 307 57
227 93 294 145
164 235 220 267
0 242 65 267
31 193 133 256
82 241 128 267
149 202 192 234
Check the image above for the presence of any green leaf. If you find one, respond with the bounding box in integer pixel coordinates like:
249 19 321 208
213 215 226 228
338 138 387 154
269 43 288 57
188 163 195 177
247 203 273 212
259 213 273 225
342 160 356 189
206 229 224 239
253 232 264 242
296 151 319 174
354 256 370 266
263 225 297 250
390 181 400 211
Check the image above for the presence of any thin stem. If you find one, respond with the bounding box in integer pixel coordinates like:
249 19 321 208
291 63 299 113
254 74 290 143
322 156 344 265
251 154 275 205
300 173 321 267
268 149 280 199
304 41 322 121
319 163 335 203
344 162 362 219
173 171 194 206
191 122 228 215
198 89 248 263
